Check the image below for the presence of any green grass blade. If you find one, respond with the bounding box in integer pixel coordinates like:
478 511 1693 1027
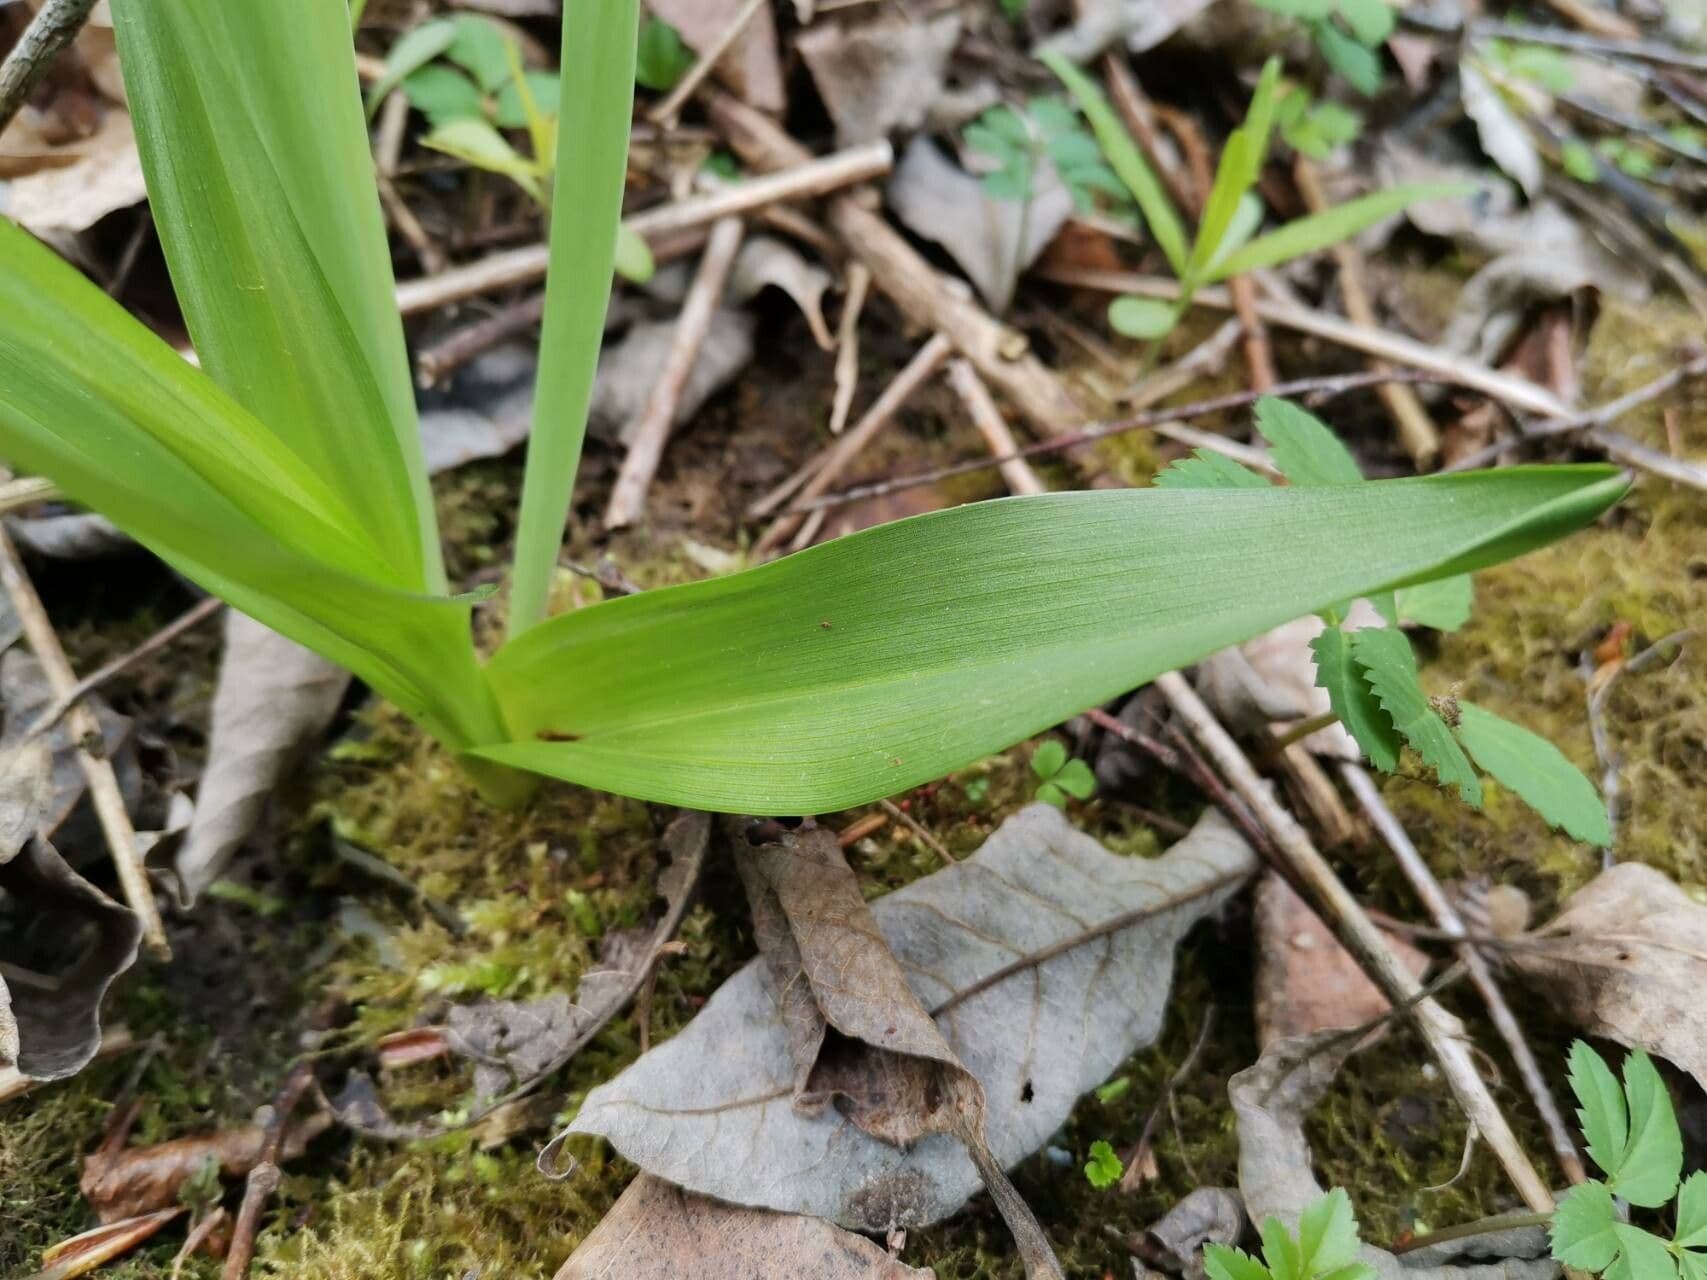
0 223 503 751
1206 184 1467 282
508 0 640 638
110 0 441 590
1042 50 1189 276
475 467 1625 812
1188 58 1282 283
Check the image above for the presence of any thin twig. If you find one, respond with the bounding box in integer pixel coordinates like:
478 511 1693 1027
1118 1008 1214 1193
879 798 956 868
0 476 59 515
1586 628 1696 851
829 263 871 436
0 527 169 959
605 216 747 529
789 368 1427 515
221 1062 315 1280
1228 274 1278 392
26 595 224 740
1154 671 1555 1213
646 0 767 127
1341 762 1587 1186
414 291 548 387
0 0 100 135
1469 21 1707 72
947 360 1046 496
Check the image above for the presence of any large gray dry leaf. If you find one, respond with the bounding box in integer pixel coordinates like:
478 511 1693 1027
0 648 138 840
729 237 835 351
589 310 756 444
1459 63 1542 198
646 0 784 112
175 611 350 905
570 805 1256 1231
1035 0 1218 62
888 137 1073 313
556 1173 931 1279
1507 862 1707 1090
1231 1034 1557 1279
797 14 963 148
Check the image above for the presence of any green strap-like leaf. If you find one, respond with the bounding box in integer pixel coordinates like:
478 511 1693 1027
1453 702 1611 845
1207 184 1463 281
1311 628 1400 772
475 468 1624 812
1254 397 1364 486
1042 50 1189 276
508 0 640 636
110 0 440 591
1189 58 1282 285
1350 628 1482 804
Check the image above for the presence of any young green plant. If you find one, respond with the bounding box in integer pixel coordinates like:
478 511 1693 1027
1045 52 1450 345
1205 1188 1376 1280
1251 0 1394 95
0 0 1627 816
1156 399 1613 846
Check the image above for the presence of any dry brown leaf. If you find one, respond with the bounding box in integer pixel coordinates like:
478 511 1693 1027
556 1173 931 1279
729 236 835 351
1508 862 1707 1090
1 648 138 839
797 14 962 148
646 0 784 112
3 107 145 236
1254 874 1429 1047
26 1208 184 1280
1145 1187 1246 1280
80 1110 331 1223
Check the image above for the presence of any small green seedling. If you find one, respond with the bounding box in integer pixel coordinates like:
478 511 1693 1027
1251 0 1394 95
1045 53 1451 344
1084 1139 1124 1189
1551 1042 1703 1279
0 0 1625 816
1276 83 1364 159
964 97 1129 215
634 15 694 91
1031 740 1096 808
1156 399 1614 846
1205 1188 1376 1280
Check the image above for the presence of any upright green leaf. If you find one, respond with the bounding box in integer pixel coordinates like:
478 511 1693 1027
1676 1172 1707 1250
365 18 458 110
111 0 442 591
1453 703 1611 845
1615 1049 1683 1208
1208 185 1467 281
1043 50 1189 275
1204 1245 1272 1280
1570 1040 1630 1179
1153 449 1270 490
1351 628 1482 804
1190 58 1282 283
1260 1217 1303 1280
477 468 1624 812
1297 1189 1362 1276
1311 628 1400 771
509 0 640 637
1254 397 1364 486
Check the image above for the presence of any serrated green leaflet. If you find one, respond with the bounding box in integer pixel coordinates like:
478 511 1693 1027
1454 702 1611 845
1677 1173 1707 1250
1350 628 1482 804
476 470 1623 811
1254 396 1364 486
1261 1215 1304 1280
1297 1189 1362 1275
1205 1245 1272 1280
1617 1049 1684 1207
1551 1181 1622 1272
1571 1040 1631 1177
1311 629 1400 771
1153 449 1270 490
1610 1224 1679 1280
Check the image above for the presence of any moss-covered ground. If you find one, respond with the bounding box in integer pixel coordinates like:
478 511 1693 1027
3 298 1702 1279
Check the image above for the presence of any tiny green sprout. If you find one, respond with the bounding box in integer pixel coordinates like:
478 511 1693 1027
1205 1188 1376 1280
1251 0 1393 95
1095 1076 1132 1104
1155 397 1614 846
1275 83 1363 160
1045 53 1451 345
1550 1041 1703 1279
1032 740 1096 809
635 16 694 92
1085 1139 1124 1189
962 776 991 807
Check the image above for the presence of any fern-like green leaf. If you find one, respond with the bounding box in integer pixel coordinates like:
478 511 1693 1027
1570 1040 1629 1178
1254 397 1364 486
1453 703 1611 845
1153 449 1270 490
1297 1189 1363 1276
1311 628 1399 772
1204 1244 1272 1280
1615 1049 1683 1208
1350 629 1481 804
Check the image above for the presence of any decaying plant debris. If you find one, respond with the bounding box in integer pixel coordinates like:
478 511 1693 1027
2 0 1707 1277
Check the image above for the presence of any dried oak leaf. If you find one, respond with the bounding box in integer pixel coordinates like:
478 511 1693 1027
555 1172 930 1279
567 805 1257 1233
1507 862 1707 1090
797 14 962 147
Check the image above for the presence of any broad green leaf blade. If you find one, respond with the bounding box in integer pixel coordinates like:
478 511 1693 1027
1109 295 1181 339
1677 1171 1707 1249
508 0 639 637
1550 1180 1621 1272
0 223 503 752
1312 628 1401 772
1609 1225 1680 1280
1154 449 1270 490
445 14 512 93
1615 1049 1683 1208
476 468 1625 812
1350 629 1482 804
1396 574 1473 631
1338 0 1395 45
1454 703 1611 845
1204 1245 1271 1280
111 0 441 591
1210 184 1467 282
1315 21 1384 95
1570 1040 1630 1179
1297 1189 1362 1275
1042 50 1189 275
1254 397 1364 486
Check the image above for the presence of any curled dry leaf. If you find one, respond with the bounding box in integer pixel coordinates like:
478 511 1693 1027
2 648 138 839
888 137 1073 314
1507 862 1707 1091
645 0 784 113
590 310 755 444
728 236 835 352
796 14 963 148
568 805 1257 1234
336 811 710 1138
2 108 147 238
80 1108 331 1223
1231 1034 1557 1279
1034 0 1218 63
25 1208 184 1280
175 610 350 905
1146 1186 1247 1280
555 1172 931 1280
1460 63 1542 199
